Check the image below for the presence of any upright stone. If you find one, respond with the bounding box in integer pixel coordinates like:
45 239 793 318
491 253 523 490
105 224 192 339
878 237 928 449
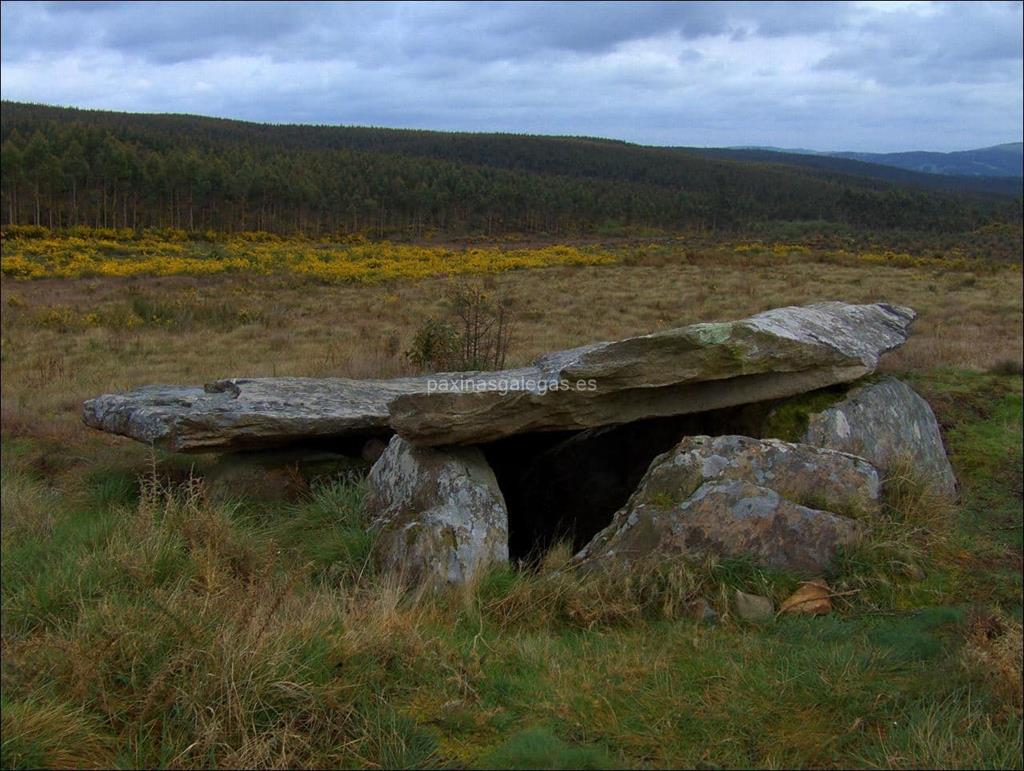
766 377 957 497
365 436 509 588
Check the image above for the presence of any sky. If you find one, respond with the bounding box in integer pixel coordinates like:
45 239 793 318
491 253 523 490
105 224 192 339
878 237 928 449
1 0 1021 152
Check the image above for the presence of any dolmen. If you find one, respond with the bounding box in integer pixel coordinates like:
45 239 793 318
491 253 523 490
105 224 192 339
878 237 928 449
83 302 956 587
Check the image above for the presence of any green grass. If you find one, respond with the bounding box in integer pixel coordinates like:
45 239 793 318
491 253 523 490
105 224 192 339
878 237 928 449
480 728 619 769
1 369 1021 769
267 480 376 585
908 370 1024 609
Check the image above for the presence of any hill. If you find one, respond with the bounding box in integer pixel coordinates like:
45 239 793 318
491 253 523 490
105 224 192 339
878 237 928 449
833 143 1022 178
1 101 1019 237
694 147 1022 196
724 143 1022 183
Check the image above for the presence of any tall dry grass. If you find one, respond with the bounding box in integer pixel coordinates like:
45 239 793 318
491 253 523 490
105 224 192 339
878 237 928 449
2 470 445 768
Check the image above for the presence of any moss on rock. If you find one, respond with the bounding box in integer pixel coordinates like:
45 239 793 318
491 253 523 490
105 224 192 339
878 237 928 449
760 384 852 442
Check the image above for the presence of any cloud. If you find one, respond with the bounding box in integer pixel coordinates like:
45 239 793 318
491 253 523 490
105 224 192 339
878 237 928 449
816 1 1023 86
1 0 1020 151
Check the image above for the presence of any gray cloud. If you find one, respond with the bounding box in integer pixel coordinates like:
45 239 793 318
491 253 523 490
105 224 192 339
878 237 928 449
1 0 1020 151
817 1 1023 87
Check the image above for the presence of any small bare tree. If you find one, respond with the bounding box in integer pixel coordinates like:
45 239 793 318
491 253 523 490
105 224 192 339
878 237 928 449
406 280 516 371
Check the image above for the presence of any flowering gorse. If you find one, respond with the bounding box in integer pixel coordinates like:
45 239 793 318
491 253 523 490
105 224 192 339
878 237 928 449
1 228 616 282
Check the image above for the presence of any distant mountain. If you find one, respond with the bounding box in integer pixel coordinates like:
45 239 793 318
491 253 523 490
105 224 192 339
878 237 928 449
729 143 1023 178
832 143 1022 178
729 145 825 155
691 147 1022 198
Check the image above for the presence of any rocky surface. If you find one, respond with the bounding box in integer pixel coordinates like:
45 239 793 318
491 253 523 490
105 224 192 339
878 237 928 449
625 434 881 515
81 377 425 454
576 435 873 574
734 590 774 622
365 436 509 588
486 407 777 559
795 377 957 497
82 302 915 452
391 302 916 445
579 478 862 575
78 300 955 590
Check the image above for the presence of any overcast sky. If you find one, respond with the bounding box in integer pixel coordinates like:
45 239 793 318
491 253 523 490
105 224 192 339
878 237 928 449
1 1 1021 152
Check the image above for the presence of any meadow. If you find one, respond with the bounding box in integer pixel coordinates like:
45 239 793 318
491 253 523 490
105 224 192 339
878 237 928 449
1 229 1022 768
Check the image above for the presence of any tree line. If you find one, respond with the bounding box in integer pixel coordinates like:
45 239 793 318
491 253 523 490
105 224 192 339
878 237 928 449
1 101 1019 237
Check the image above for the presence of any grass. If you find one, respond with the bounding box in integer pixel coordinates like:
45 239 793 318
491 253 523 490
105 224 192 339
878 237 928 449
1 371 1019 769
1 235 1021 768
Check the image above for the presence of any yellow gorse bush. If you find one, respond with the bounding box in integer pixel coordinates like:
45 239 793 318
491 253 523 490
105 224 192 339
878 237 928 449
733 242 812 256
0 228 615 282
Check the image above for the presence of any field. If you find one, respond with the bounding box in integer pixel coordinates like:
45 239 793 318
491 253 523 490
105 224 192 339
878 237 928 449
1 230 1022 768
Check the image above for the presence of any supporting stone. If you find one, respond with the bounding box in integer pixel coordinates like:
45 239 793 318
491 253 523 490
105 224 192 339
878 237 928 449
765 377 957 497
576 435 876 575
365 436 509 588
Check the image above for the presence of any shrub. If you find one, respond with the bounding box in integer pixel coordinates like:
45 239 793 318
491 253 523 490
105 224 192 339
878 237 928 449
1 224 49 239
446 281 515 370
405 317 459 371
407 280 516 371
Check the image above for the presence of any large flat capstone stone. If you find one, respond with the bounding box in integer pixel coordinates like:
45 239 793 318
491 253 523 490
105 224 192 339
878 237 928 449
82 302 915 452
389 302 915 445
82 377 428 453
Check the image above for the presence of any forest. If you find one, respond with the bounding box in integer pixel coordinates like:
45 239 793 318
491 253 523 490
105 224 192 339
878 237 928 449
2 101 1020 238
